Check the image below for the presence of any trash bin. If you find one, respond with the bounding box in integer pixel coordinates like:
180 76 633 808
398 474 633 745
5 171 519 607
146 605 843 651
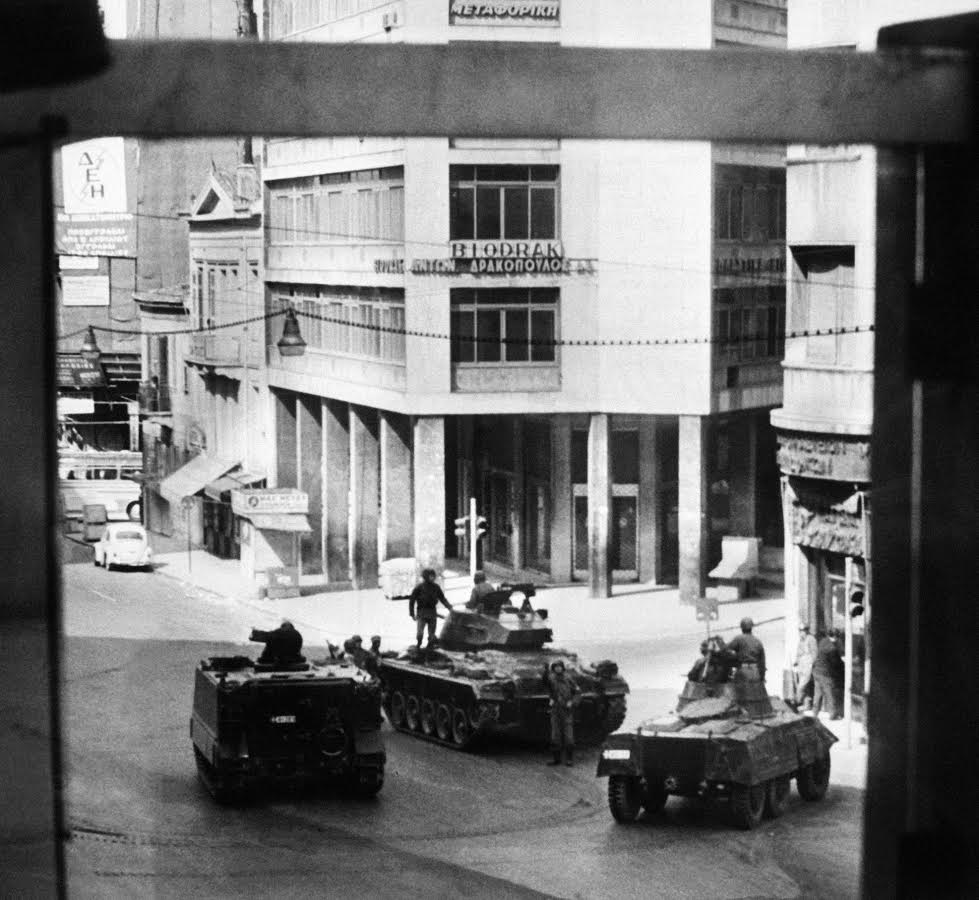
82 504 108 542
265 566 300 599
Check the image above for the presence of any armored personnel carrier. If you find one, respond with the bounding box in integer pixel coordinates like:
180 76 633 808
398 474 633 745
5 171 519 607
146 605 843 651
190 651 385 803
374 584 629 750
596 647 836 829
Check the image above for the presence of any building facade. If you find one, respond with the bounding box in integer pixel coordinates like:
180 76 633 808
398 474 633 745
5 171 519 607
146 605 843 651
262 0 787 597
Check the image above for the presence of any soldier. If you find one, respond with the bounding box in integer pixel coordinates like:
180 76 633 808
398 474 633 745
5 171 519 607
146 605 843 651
794 623 818 710
408 568 452 648
687 637 731 683
466 570 496 613
250 620 305 667
544 659 580 767
726 617 766 682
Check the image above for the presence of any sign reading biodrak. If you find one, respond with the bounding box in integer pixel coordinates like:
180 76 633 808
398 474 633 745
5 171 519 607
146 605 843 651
375 240 597 276
449 1 560 26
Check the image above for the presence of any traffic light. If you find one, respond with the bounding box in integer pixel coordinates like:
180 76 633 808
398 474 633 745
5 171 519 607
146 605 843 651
453 515 468 538
474 515 488 540
849 590 865 619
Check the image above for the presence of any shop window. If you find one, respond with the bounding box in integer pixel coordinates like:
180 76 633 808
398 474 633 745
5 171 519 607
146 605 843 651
450 288 558 364
449 165 559 241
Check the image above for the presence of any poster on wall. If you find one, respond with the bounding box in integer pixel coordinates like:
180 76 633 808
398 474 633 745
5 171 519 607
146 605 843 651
56 137 137 257
61 275 110 307
449 1 560 27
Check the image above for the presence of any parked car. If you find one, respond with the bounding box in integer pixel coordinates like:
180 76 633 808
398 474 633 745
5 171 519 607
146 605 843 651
93 523 152 571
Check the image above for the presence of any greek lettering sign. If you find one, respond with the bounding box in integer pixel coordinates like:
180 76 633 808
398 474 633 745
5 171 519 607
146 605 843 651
790 504 864 557
57 355 105 388
62 275 110 307
232 488 309 516
777 435 870 483
374 240 597 276
713 244 785 284
449 1 560 26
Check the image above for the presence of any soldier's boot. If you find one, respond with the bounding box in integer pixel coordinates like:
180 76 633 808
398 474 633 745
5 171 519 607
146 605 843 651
546 749 561 766
564 747 574 767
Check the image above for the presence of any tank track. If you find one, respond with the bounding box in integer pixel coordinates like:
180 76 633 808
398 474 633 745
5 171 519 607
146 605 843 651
383 690 482 751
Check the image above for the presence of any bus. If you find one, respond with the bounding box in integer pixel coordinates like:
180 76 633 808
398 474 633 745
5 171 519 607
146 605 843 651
59 450 143 523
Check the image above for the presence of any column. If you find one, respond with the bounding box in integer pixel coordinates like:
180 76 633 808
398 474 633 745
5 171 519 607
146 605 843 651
587 413 612 598
322 398 350 585
297 395 323 575
349 405 380 589
550 415 573 582
638 416 661 584
273 389 297 487
511 418 524 573
678 414 708 605
729 414 758 536
379 411 413 560
413 416 445 572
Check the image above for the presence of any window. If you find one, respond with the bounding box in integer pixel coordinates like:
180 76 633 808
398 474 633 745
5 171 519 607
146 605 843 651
450 288 558 364
714 165 785 241
792 246 856 365
449 165 559 241
713 286 784 361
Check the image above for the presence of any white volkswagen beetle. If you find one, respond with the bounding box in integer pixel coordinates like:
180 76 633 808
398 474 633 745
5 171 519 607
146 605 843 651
93 523 153 572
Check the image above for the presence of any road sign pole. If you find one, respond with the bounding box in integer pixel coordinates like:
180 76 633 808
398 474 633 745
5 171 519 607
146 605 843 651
469 496 477 579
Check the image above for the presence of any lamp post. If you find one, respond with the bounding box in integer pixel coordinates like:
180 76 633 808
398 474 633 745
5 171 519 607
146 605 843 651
277 307 306 357
79 325 101 363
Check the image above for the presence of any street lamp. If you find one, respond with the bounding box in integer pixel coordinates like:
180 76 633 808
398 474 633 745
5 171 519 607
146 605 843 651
79 325 102 363
276 307 306 357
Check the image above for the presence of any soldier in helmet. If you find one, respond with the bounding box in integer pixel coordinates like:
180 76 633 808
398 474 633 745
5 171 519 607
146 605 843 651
726 617 766 682
544 659 580 767
250 620 305 667
408 568 452 648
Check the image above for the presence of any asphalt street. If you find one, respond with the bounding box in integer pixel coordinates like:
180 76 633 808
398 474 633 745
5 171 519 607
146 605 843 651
58 542 862 899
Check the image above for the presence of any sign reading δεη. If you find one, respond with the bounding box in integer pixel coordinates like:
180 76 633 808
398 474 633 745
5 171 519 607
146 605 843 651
232 488 308 516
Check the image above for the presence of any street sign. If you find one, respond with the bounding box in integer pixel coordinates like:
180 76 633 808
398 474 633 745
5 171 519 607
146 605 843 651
695 595 719 622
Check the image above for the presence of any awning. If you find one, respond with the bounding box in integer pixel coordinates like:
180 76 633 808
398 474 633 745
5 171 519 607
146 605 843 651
245 513 313 533
160 455 238 506
204 471 265 501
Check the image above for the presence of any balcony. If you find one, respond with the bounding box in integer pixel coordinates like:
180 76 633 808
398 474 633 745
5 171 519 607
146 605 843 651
770 362 873 436
185 333 244 370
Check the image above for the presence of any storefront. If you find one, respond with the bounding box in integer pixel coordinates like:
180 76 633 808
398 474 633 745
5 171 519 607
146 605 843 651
231 488 313 591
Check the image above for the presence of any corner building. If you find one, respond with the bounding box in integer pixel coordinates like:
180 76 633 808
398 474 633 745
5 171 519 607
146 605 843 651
264 0 787 597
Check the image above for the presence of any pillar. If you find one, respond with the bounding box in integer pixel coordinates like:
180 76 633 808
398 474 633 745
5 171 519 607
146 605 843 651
349 405 380 589
511 418 524 573
380 411 413 560
678 414 708 605
638 416 661 584
729 414 758 536
322 398 350 585
550 415 573 582
587 413 612 598
273 390 297 487
297 395 323 575
413 416 445 572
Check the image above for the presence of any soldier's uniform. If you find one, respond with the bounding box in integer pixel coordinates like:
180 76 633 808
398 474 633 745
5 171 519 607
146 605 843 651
545 661 580 766
251 622 305 667
727 618 766 682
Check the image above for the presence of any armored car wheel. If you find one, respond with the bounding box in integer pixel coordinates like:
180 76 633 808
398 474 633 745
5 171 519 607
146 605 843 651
608 775 643 823
765 775 792 818
389 691 406 728
435 703 452 741
730 783 766 830
797 755 831 802
420 699 436 736
451 707 473 748
405 695 421 731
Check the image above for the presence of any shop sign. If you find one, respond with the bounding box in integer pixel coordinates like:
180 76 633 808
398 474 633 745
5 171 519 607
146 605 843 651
777 435 870 482
790 504 864 557
449 1 559 26
713 245 785 281
232 488 309 516
62 275 110 307
57 355 105 388
374 240 597 276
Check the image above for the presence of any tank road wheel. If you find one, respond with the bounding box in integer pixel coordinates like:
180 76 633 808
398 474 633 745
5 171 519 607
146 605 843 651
730 783 766 830
420 699 436 736
797 755 831 802
353 767 384 798
451 707 473 749
765 774 792 819
389 691 407 729
608 775 643 824
405 695 421 731
435 703 452 742
603 696 627 735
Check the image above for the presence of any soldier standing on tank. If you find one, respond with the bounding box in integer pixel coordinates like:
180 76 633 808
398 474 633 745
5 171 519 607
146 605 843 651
726 617 766 682
409 568 452 648
544 660 580 767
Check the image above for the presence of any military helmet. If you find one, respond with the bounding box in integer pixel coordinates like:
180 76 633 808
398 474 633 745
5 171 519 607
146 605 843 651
740 617 754 631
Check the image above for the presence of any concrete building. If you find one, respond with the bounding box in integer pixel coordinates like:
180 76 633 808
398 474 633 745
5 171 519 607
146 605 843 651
774 0 979 706
263 0 787 597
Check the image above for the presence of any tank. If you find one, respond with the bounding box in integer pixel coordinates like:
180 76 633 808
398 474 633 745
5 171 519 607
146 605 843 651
190 652 386 803
596 644 837 830
371 584 629 750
